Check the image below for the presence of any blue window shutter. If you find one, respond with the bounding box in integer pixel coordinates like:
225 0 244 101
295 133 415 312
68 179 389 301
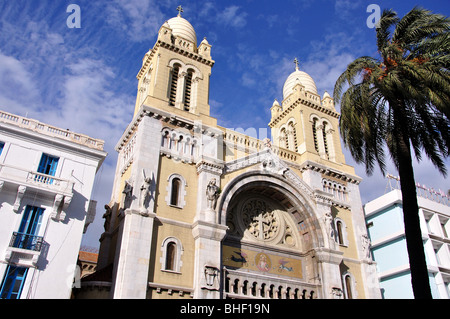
38 154 49 174
48 157 59 176
37 154 59 182
18 206 32 234
0 266 28 299
29 207 44 236
18 206 44 236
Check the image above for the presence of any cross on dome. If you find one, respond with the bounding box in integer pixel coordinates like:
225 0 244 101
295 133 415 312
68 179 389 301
294 57 300 71
177 5 183 17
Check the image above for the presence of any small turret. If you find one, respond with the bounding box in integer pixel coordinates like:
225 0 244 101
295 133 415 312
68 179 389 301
270 99 282 120
198 37 212 59
321 91 335 110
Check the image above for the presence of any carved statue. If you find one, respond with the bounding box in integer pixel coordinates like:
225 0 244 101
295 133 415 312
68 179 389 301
102 204 112 231
324 211 334 239
206 178 219 210
140 176 152 209
122 180 133 211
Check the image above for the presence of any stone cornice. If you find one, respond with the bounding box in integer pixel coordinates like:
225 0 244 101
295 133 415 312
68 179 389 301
299 160 362 185
269 96 340 128
137 40 215 80
115 105 222 152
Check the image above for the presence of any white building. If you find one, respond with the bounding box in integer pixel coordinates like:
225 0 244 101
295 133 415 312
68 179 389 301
0 110 107 299
364 175 450 299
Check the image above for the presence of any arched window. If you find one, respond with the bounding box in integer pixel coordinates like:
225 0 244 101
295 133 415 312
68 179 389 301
169 64 180 106
280 128 288 149
166 174 187 208
336 220 344 245
312 118 319 152
184 69 194 111
233 279 239 294
288 122 297 152
165 242 176 270
343 273 355 299
322 122 329 158
334 218 348 246
160 237 183 273
260 283 266 297
170 178 181 206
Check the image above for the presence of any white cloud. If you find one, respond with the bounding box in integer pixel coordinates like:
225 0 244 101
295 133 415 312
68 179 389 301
104 0 167 42
217 5 248 28
0 52 41 115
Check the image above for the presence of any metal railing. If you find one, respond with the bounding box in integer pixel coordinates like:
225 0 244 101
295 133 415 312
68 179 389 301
9 232 44 252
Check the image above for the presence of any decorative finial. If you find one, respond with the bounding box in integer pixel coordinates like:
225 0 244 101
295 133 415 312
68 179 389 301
176 5 183 17
294 57 299 71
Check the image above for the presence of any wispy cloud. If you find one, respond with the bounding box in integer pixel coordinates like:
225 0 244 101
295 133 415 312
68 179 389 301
0 52 40 114
218 5 248 28
104 0 167 42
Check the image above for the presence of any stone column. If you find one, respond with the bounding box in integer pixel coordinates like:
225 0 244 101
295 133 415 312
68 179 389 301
316 122 327 159
191 123 226 298
325 128 336 161
110 112 161 299
112 209 156 299
175 71 186 110
315 248 344 299
192 221 227 298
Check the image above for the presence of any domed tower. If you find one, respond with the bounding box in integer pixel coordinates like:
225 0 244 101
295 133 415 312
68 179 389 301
269 58 345 164
134 6 215 123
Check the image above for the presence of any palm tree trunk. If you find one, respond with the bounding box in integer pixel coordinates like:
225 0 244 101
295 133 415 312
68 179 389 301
394 115 433 299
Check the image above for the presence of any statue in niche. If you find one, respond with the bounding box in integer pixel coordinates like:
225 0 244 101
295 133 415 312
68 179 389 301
102 204 112 231
139 170 153 211
122 180 133 210
324 211 334 240
206 178 219 210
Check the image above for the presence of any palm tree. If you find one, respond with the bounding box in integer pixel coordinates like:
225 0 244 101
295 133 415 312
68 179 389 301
334 7 449 299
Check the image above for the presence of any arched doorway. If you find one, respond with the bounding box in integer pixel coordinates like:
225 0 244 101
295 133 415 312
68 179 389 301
217 172 323 299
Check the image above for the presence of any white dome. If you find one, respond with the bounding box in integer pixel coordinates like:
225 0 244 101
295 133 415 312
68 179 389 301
282 69 318 99
167 16 197 46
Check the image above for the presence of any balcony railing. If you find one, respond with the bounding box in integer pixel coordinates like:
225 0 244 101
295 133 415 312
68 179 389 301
0 110 104 151
9 232 44 252
0 163 74 194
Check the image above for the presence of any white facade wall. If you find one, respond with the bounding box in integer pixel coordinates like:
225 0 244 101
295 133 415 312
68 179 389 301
0 112 106 299
364 189 450 299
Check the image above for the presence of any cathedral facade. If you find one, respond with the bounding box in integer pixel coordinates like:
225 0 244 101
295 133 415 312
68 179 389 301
78 9 381 299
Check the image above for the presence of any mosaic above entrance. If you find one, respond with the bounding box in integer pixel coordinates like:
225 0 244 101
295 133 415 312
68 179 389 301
222 245 303 279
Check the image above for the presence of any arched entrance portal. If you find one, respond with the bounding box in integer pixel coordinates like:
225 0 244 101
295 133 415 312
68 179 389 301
218 172 323 299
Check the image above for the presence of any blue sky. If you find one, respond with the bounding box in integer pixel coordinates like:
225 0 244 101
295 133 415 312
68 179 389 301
0 0 448 248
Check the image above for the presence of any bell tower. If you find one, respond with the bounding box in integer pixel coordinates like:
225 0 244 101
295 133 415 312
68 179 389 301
269 59 346 165
133 6 215 122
